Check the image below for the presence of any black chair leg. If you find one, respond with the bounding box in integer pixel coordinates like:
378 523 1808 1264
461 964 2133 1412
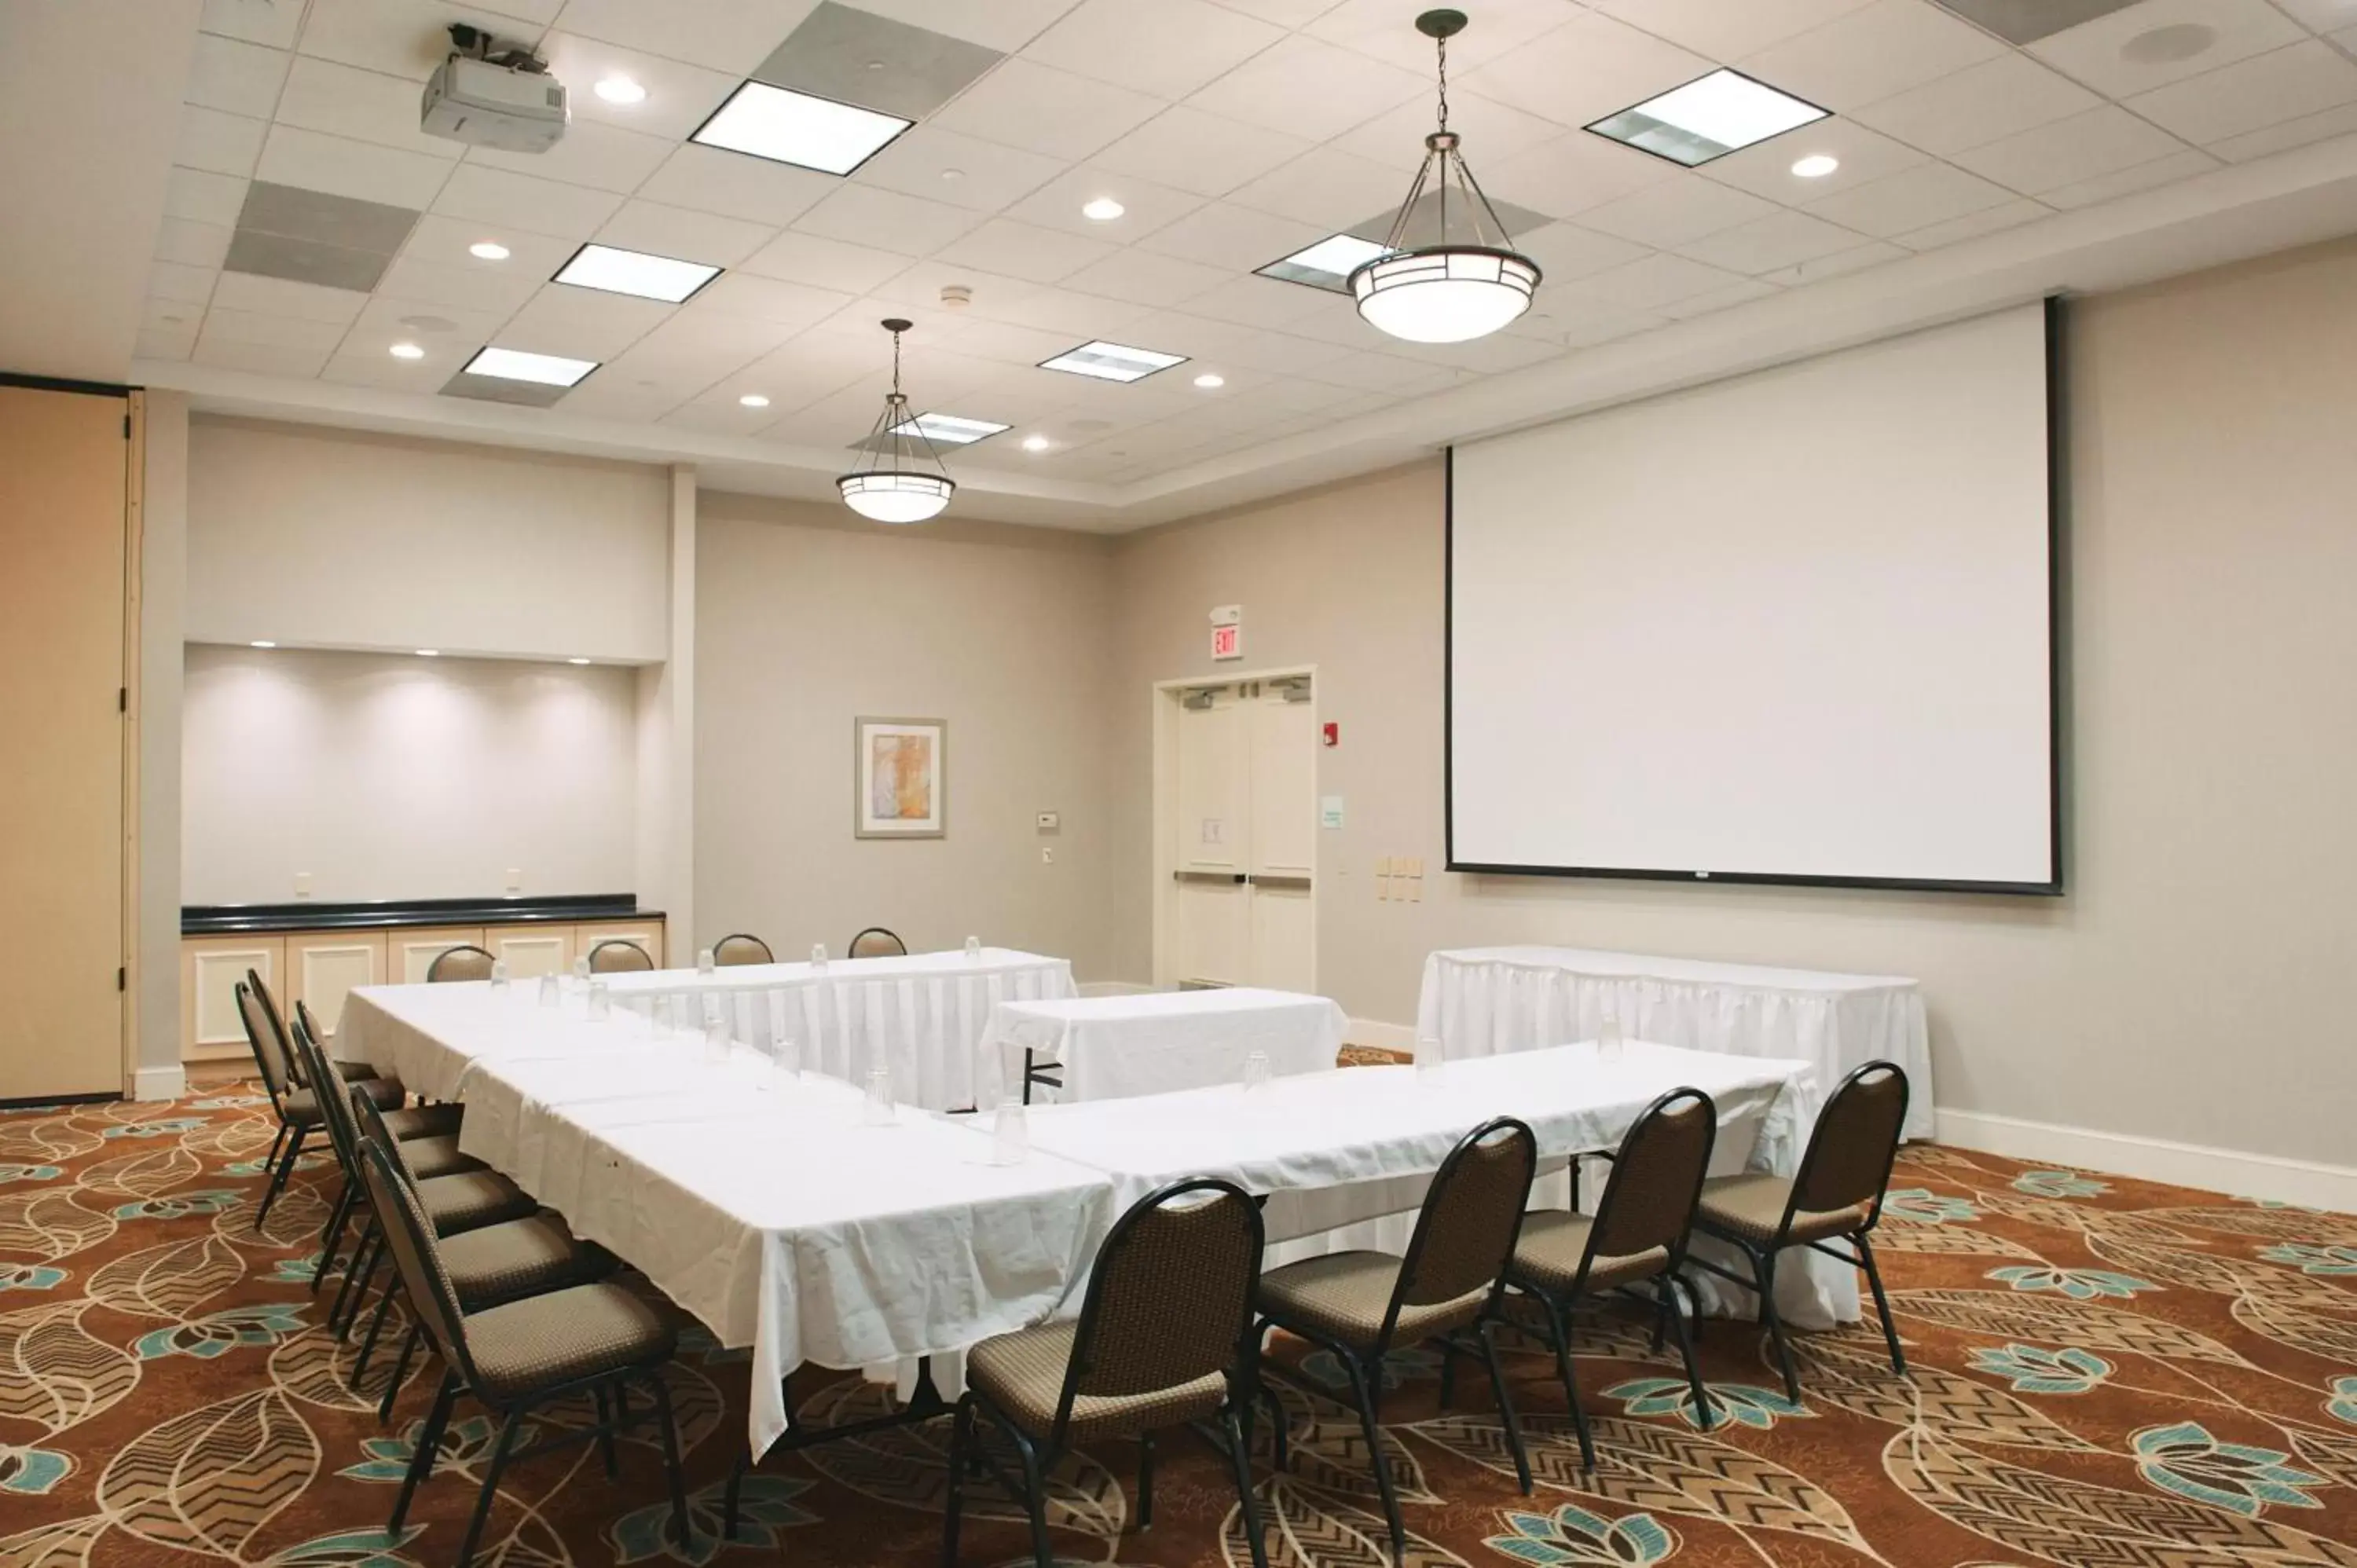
455 1406 524 1568
1136 1431 1156 1530
592 1388 620 1478
1476 1319 1531 1494
264 1121 288 1171
334 1229 383 1336
255 1126 306 1229
321 1174 351 1240
648 1371 693 1550
1662 1277 1714 1430
313 1188 354 1291
1262 1381 1288 1471
1223 1403 1271 1568
326 1219 374 1331
390 1370 456 1533
1751 1245 1802 1402
353 1284 397 1387
1340 1351 1405 1567
379 1325 420 1422
1539 1297 1595 1472
1009 1422 1055 1568
1856 1233 1906 1376
939 1395 974 1568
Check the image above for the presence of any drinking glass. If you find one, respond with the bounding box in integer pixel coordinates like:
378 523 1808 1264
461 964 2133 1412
964 935 981 960
1413 1035 1444 1073
1598 1009 1626 1063
862 1066 896 1126
586 980 610 1021
488 959 509 994
810 943 829 975
703 1015 731 1067
992 1101 1029 1165
571 955 592 991
697 947 716 975
537 973 560 1008
1242 1050 1274 1091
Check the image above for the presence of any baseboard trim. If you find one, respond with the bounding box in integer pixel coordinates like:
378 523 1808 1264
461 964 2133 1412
132 1064 187 1102
1347 1018 1417 1052
1937 1108 2357 1214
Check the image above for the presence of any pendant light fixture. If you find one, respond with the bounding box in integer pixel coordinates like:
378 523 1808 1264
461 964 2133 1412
1349 9 1541 345
838 317 955 524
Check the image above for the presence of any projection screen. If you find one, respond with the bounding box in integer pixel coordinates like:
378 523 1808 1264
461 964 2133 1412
1448 302 2059 893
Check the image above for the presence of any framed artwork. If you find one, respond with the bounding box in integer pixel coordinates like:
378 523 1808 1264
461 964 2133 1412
854 716 947 838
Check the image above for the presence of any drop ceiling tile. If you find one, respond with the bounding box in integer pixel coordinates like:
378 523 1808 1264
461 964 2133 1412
1659 277 1783 319
1022 0 1286 101
371 251 544 314
1557 251 1748 312
223 229 398 291
625 306 806 367
1950 105 2190 195
1307 0 1574 75
1675 207 1869 271
1062 246 1237 306
1396 327 1564 372
192 335 333 377
295 0 539 79
927 318 1083 365
467 117 676 193
178 105 270 178
277 56 466 159
203 0 305 49
1460 11 1714 130
143 294 203 332
1093 107 1315 198
841 0 1085 53
1576 178 1784 248
934 218 1119 282
556 381 702 423
1001 166 1206 240
1757 236 1905 284
750 3 1003 122
929 58 1162 160
660 396 793 438
401 212 577 271
1178 273 1347 330
320 344 467 391
864 258 1041 318
1698 119 1930 203
853 126 1066 212
1592 0 1879 60
592 200 777 267
1892 195 2050 247
1511 221 1655 280
2029 0 2303 97
255 125 456 208
1740 0 2007 111
1133 201 1327 269
975 284 1155 335
136 326 200 362
151 261 222 304
1330 90 1565 177
187 32 292 117
156 218 236 269
687 273 857 330
1226 145 1417 230
555 0 822 73
167 167 252 228
2278 0 2357 27
1848 52 2104 156
210 269 371 323
2209 97 2357 160
1802 159 2014 235
500 282 675 357
431 163 629 238
2040 145 2220 207
1557 310 1669 348
792 182 988 255
1475 130 1678 218
2126 39 2357 145
536 32 741 139
348 292 513 346
1111 311 1351 372
1183 34 1428 141
736 229 916 291
636 145 838 226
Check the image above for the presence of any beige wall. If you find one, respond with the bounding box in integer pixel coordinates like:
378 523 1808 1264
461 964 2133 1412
1110 238 2357 1168
137 390 188 1085
693 496 1124 976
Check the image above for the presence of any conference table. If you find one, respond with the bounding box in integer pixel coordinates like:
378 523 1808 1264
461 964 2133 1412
981 987 1347 1105
339 980 1850 1459
1417 945 1936 1141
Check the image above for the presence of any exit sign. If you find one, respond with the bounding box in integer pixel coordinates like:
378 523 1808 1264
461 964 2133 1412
1211 621 1241 661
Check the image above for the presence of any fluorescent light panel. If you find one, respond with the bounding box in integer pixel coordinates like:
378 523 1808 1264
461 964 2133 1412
1258 233 1392 291
554 243 720 303
464 346 599 387
1038 340 1187 383
889 411 1010 445
691 80 911 176
1587 69 1827 167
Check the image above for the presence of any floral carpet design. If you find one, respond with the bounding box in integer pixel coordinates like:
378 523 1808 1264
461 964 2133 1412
5 1085 2356 1567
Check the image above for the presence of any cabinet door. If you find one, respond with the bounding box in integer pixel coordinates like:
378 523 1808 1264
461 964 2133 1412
574 920 665 969
284 930 386 1042
390 926 489 984
489 925 574 980
182 936 286 1064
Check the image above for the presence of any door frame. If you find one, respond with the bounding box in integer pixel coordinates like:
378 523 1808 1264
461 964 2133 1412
1149 664 1318 992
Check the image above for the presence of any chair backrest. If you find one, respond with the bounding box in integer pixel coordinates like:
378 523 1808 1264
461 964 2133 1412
427 944 497 983
586 939 654 974
356 1138 482 1389
234 979 295 1107
289 1007 364 1189
1583 1087 1717 1276
847 926 907 959
348 1079 420 1185
1054 1178 1263 1442
1390 1117 1537 1338
1788 1061 1911 1229
713 932 774 967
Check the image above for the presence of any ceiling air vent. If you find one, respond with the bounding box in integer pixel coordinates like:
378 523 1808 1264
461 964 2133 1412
1926 0 2146 45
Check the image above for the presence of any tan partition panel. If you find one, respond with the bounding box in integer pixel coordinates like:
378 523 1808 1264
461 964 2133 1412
182 935 284 1064
391 926 488 984
284 929 386 1041
489 924 574 980
574 918 665 969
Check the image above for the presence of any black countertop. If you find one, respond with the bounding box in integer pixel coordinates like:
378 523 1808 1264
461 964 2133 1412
183 894 660 936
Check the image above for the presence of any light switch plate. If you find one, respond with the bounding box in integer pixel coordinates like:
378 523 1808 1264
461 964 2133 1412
294 871 311 898
1036 811 1060 831
504 867 522 893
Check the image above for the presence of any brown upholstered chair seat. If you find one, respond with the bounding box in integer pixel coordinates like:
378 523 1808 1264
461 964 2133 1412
289 1078 403 1125
1696 1173 1870 1247
398 1134 486 1181
327 1058 383 1083
1510 1212 1670 1294
464 1281 675 1400
439 1215 608 1310
1258 1249 1490 1354
969 1319 1228 1442
417 1170 537 1235
383 1103 464 1141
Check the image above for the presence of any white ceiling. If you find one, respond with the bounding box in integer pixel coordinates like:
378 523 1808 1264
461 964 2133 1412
14 0 2357 526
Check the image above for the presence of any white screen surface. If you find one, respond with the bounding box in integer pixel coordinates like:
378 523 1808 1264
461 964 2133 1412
1449 304 2056 890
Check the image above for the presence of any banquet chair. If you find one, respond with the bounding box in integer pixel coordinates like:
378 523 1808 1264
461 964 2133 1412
427 943 497 982
1255 1117 1538 1565
360 1141 691 1566
291 1002 459 1288
586 938 655 973
295 1000 461 1141
234 976 401 1230
713 932 774 966
1504 1088 1719 1469
848 925 907 958
941 1178 1272 1568
1688 1061 1912 1401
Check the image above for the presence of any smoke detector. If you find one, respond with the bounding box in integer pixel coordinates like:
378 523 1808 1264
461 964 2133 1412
939 284 973 310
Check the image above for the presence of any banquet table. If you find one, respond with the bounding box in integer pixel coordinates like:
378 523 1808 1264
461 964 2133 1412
1416 946 1934 1141
981 987 1347 1105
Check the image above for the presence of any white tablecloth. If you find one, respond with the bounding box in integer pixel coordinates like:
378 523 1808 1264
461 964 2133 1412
1417 947 1934 1141
982 987 1347 1105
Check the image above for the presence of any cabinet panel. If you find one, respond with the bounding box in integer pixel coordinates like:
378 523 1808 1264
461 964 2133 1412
574 919 664 969
284 931 384 1041
489 925 574 979
392 926 488 984
183 936 284 1063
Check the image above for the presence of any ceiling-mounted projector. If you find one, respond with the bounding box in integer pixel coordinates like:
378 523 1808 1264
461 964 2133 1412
421 24 567 153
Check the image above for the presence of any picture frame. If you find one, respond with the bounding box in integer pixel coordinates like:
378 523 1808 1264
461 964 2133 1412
854 716 947 839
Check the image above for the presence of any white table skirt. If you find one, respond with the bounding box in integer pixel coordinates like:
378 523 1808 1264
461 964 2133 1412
981 987 1347 1105
1416 947 1934 1141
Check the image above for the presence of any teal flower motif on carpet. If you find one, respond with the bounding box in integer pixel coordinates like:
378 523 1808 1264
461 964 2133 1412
0 1163 61 1185
342 1415 539 1483
1986 1266 2157 1300
260 1526 424 1566
270 1253 329 1284
1968 1343 2113 1395
189 1094 270 1110
2327 1376 2357 1427
134 1303 310 1361
1 1444 72 1495
1486 1504 1678 1565
0 1264 68 1292
1603 1378 1809 1431
2011 1169 2110 1199
1302 1344 1444 1392
2131 1422 2325 1517
613 1475 816 1565
101 1117 206 1138
1883 1188 1979 1224
2257 1244 2357 1276
113 1189 240 1220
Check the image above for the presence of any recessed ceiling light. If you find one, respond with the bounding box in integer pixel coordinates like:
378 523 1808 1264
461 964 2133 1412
566 657 592 665
888 411 1010 445
468 240 510 261
940 167 965 182
1259 233 1393 292
691 80 912 177
1791 154 1839 178
463 346 599 387
554 243 720 304
389 342 426 360
1194 372 1225 389
1021 434 1051 452
1082 196 1126 222
249 640 276 649
1588 68 1828 167
1038 340 1187 383
594 75 647 105
739 393 771 408
415 649 440 658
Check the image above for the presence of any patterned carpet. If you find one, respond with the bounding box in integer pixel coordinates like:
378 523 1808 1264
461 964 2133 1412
5 1083 2356 1568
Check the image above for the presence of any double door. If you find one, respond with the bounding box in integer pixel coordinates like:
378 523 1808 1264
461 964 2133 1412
1169 678 1315 992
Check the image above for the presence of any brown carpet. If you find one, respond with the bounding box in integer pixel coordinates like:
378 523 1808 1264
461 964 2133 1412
5 1083 2355 1567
